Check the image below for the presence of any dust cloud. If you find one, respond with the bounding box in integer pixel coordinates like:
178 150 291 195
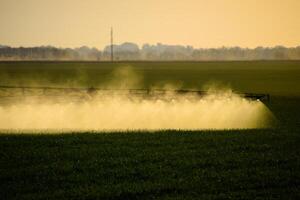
0 66 275 131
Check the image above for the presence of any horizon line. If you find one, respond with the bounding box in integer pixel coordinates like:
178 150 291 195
1 43 300 51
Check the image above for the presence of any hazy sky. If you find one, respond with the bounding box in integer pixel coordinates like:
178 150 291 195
0 0 299 49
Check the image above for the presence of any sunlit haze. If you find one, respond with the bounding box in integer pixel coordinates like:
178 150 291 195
0 0 299 49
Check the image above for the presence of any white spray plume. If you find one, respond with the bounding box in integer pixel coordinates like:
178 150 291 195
0 66 275 131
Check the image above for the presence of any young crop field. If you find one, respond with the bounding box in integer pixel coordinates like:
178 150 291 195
0 61 299 96
0 61 300 199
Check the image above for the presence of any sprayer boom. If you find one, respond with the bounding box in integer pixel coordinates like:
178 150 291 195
0 85 270 102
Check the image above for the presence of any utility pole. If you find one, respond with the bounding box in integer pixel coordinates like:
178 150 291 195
111 27 114 62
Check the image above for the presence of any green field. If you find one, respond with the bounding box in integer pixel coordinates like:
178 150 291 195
0 61 300 96
1 61 300 199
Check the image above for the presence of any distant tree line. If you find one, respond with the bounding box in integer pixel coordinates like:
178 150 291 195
1 43 300 61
